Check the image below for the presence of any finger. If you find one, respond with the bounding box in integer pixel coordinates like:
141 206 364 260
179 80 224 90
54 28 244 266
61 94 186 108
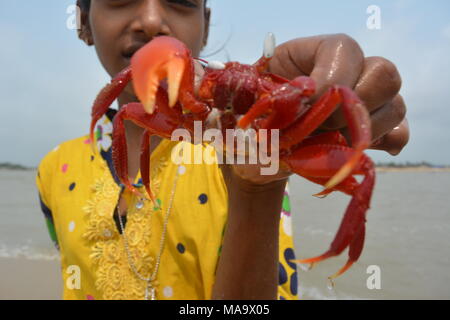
310 35 365 130
369 94 407 141
354 56 402 114
310 34 365 98
340 94 406 145
371 118 410 156
269 34 364 92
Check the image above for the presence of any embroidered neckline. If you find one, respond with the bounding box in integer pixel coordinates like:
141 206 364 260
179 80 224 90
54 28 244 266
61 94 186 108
83 115 172 300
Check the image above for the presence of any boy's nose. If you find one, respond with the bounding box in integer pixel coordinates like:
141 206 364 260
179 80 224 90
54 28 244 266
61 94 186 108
131 0 170 39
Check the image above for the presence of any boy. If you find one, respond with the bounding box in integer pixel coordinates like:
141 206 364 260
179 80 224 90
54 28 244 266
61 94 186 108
36 0 408 300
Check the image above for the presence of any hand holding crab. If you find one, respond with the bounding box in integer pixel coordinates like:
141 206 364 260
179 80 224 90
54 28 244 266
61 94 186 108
89 33 408 282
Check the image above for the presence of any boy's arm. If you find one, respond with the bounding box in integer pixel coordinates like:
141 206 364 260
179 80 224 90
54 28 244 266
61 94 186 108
212 165 286 300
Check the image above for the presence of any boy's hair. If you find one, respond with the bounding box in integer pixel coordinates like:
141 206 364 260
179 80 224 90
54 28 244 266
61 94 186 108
79 0 90 11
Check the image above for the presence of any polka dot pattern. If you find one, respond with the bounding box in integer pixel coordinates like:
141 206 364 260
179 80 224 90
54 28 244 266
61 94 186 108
283 248 298 297
282 195 291 214
96 126 103 140
177 243 185 254
178 165 186 175
198 193 208 204
290 272 298 296
69 221 76 232
153 198 162 211
284 248 297 271
163 286 173 298
37 121 299 300
278 262 287 285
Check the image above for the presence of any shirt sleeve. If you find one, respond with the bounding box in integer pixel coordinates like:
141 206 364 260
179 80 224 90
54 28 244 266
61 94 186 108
36 152 59 250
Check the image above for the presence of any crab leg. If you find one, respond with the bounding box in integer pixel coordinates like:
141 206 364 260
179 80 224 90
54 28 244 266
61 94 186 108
90 66 132 149
329 223 366 281
112 102 180 203
294 131 349 148
305 176 358 198
241 84 371 189
282 86 371 189
291 132 357 197
237 76 315 130
140 129 156 205
283 144 375 278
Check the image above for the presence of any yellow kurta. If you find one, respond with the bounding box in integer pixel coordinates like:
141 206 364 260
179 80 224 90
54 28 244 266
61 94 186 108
36 109 299 300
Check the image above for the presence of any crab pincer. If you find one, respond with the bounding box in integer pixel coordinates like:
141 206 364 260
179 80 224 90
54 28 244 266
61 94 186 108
131 36 209 117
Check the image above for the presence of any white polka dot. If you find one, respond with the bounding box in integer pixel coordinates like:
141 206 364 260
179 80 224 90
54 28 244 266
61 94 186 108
178 165 186 175
68 221 76 232
163 286 173 298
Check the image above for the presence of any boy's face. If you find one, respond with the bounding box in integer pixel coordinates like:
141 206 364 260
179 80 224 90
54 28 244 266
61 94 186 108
81 0 209 82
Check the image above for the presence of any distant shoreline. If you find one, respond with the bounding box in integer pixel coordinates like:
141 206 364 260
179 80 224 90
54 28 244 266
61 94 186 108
1 164 449 173
0 165 35 171
376 166 450 173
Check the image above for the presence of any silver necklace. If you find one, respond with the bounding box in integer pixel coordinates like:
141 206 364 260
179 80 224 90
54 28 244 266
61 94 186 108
117 164 181 300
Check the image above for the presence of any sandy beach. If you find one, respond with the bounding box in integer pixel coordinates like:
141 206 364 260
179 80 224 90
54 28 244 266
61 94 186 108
0 257 62 300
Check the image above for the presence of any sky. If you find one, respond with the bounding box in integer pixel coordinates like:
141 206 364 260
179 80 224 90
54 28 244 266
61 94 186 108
1 0 450 167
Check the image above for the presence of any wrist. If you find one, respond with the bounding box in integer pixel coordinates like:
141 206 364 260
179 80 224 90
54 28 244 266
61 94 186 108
221 164 288 195
232 174 288 195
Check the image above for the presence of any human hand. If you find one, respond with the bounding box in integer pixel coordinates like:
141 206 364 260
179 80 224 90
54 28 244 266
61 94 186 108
268 34 409 155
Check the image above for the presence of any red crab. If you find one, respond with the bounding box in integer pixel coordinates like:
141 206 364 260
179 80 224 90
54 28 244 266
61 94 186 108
89 34 376 281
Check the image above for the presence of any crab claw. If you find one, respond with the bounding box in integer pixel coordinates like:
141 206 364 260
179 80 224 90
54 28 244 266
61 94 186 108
131 36 191 114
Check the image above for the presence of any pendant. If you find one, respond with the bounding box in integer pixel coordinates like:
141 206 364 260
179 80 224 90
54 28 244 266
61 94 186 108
144 282 156 300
